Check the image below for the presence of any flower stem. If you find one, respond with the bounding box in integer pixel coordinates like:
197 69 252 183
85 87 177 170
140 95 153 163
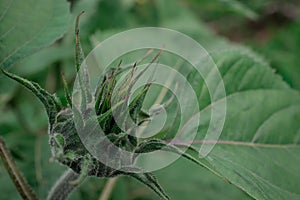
47 169 80 200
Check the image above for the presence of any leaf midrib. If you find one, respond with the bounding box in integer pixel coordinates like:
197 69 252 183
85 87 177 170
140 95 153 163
175 140 299 148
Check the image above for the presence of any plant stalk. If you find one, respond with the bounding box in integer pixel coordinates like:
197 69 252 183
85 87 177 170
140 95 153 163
47 169 80 200
0 136 38 200
98 177 118 200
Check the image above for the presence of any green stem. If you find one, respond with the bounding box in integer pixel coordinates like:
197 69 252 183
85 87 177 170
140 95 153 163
98 177 118 200
0 136 38 200
47 169 80 200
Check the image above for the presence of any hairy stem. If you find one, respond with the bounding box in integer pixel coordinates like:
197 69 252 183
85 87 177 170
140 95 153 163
47 169 80 200
98 177 118 200
0 136 38 200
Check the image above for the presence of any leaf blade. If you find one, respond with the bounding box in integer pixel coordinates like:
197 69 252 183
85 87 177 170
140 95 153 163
0 0 70 69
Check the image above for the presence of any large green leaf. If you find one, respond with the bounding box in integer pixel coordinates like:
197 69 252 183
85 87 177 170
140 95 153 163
123 157 251 200
179 49 300 199
0 0 70 69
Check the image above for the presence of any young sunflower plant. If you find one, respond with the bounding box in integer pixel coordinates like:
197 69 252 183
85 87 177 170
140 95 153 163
1 12 202 200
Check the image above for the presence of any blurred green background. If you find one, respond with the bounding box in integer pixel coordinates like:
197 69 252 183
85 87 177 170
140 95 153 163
0 0 299 199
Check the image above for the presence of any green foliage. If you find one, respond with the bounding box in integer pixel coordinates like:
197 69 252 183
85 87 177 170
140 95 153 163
1 0 300 200
189 50 300 199
0 0 70 69
2 13 178 200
